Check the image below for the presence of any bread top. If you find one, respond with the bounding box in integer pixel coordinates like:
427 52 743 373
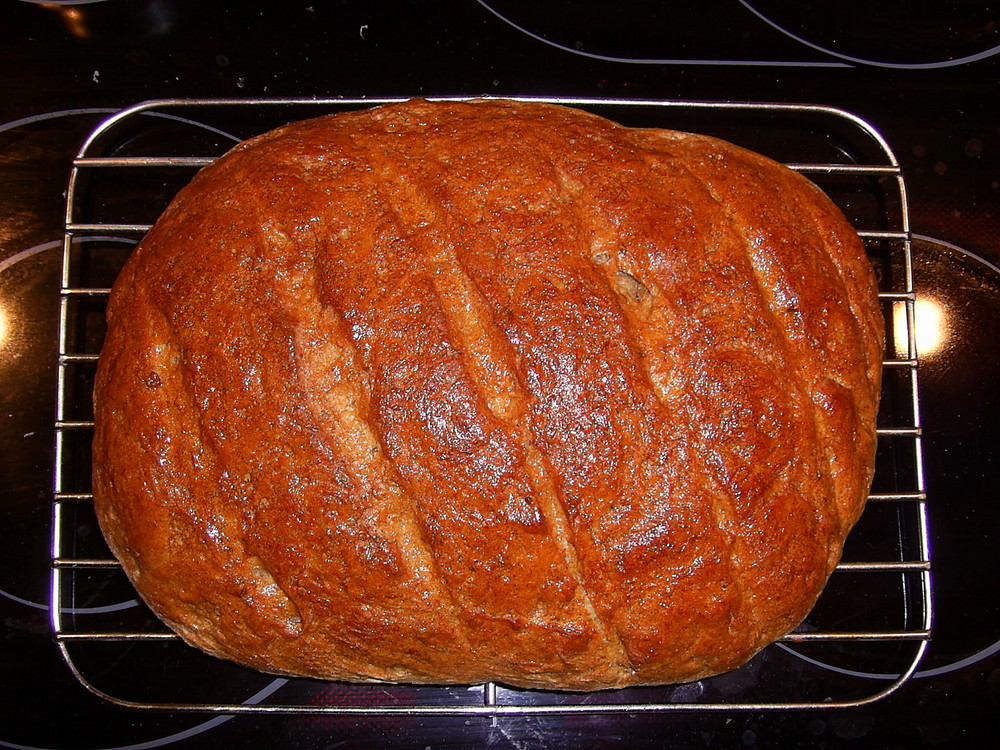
92 99 884 690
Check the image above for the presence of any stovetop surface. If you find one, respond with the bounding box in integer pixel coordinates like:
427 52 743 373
1 1 998 748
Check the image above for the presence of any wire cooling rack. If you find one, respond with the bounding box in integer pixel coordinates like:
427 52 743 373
51 97 930 714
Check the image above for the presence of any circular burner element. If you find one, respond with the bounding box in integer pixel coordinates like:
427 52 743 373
477 0 721 63
477 0 1000 68
476 0 843 65
739 0 1000 68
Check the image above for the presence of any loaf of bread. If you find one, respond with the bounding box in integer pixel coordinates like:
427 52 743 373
92 99 884 691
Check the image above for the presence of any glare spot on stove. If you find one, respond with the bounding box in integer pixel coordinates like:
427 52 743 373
53 5 88 38
893 297 948 359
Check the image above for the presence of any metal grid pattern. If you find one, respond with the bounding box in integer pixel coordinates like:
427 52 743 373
51 97 931 714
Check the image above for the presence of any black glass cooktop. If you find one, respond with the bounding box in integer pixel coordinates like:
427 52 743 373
1 1 998 748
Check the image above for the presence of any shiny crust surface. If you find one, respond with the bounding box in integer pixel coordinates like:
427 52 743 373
92 99 884 690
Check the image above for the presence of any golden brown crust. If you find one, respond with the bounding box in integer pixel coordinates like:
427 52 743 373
92 99 883 690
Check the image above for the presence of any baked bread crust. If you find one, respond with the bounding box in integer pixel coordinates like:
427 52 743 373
92 99 884 690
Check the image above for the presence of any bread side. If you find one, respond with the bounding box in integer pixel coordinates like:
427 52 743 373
93 99 883 689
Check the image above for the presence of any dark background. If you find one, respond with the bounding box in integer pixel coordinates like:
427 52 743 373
1 1 998 748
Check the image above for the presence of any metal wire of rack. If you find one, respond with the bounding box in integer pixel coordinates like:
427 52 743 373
51 97 931 714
